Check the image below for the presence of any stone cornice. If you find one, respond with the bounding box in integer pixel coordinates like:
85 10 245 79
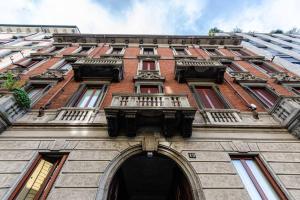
53 34 242 45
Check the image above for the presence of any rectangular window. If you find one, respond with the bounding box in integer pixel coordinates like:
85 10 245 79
252 62 279 74
279 56 300 65
231 49 250 56
18 59 39 69
51 46 64 54
175 48 187 56
232 156 287 200
224 62 244 72
292 87 300 95
77 46 91 54
143 48 154 55
142 60 156 71
111 47 123 55
140 85 160 94
9 154 68 200
56 61 72 71
194 86 227 109
205 48 220 56
74 86 105 108
26 84 50 106
248 86 278 108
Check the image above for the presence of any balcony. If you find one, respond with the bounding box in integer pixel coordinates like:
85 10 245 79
72 57 124 82
270 96 300 137
104 94 196 138
175 59 226 83
51 107 96 123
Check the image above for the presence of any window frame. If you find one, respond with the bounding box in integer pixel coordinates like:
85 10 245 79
283 83 300 96
171 45 192 57
190 83 232 110
73 45 95 55
137 58 160 73
222 60 247 73
8 153 68 200
231 154 288 200
24 81 52 107
65 82 108 108
135 82 164 94
250 60 281 76
241 83 279 109
105 44 127 56
202 47 224 57
139 45 158 56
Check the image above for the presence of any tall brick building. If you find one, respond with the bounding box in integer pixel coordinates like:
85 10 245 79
0 25 300 200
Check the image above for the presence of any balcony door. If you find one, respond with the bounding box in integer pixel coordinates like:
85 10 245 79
107 153 193 200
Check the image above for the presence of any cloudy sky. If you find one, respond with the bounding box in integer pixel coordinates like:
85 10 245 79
0 0 299 34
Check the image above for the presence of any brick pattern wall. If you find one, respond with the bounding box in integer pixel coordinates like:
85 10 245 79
1 45 297 111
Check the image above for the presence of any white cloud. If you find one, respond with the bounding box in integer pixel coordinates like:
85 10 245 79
212 0 300 32
0 0 207 34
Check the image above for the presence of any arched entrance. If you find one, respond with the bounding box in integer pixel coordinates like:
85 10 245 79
108 152 193 200
96 145 203 200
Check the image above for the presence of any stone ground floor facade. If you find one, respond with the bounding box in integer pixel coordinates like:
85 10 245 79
0 127 299 200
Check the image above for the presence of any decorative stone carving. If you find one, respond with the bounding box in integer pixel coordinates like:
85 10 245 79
0 71 19 80
230 72 267 83
270 96 300 138
105 93 196 138
30 69 64 81
175 59 226 83
72 57 123 82
134 71 165 81
271 72 300 84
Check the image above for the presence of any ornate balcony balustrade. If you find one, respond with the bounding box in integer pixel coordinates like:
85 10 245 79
72 57 123 82
175 59 226 83
203 109 242 124
51 107 96 123
105 93 196 138
270 96 300 137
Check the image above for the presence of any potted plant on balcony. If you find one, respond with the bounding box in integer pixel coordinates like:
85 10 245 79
0 72 31 109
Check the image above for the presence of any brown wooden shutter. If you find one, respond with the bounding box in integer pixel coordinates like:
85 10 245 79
251 87 277 108
140 85 159 94
196 86 226 109
142 61 155 70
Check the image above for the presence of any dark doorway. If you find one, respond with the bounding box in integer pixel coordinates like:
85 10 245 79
107 153 193 200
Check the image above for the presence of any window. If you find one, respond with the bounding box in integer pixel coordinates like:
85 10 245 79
69 85 107 108
111 47 123 55
56 61 72 71
50 46 64 54
17 59 40 69
205 48 221 56
77 46 92 54
140 85 160 94
26 84 50 106
136 83 163 94
291 86 300 95
9 153 68 200
231 49 250 56
251 61 279 74
175 48 187 56
247 86 278 108
142 60 156 71
193 86 229 109
143 48 154 55
223 62 244 72
232 156 287 200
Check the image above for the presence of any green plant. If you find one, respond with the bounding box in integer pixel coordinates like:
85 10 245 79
13 88 31 109
208 27 222 36
1 72 19 91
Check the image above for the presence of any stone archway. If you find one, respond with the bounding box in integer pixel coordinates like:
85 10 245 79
96 145 204 200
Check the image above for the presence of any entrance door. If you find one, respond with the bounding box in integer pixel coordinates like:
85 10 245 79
107 153 193 200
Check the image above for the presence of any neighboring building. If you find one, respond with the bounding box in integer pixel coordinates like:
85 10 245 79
229 32 300 76
0 26 300 200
